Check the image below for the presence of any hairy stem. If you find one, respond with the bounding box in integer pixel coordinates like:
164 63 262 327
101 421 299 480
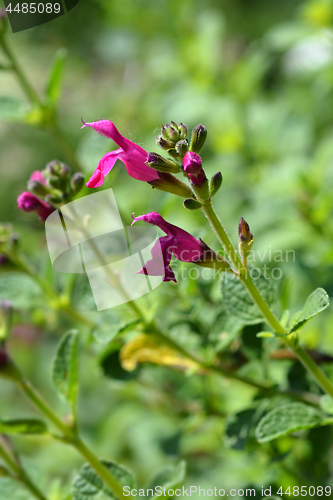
0 440 48 500
202 199 333 399
16 377 131 500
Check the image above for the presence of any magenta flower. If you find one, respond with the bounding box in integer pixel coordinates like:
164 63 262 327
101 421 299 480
132 212 204 282
81 120 160 187
17 192 54 221
183 151 206 186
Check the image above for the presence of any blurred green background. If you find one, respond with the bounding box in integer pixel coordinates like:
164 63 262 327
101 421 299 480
1 0 333 498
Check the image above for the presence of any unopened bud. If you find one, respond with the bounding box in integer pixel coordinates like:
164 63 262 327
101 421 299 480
149 172 194 198
45 193 63 205
156 136 175 151
59 163 70 179
27 180 51 197
161 123 180 142
47 176 62 189
175 139 189 157
70 173 84 196
0 300 13 341
209 172 223 198
44 160 62 176
238 217 254 261
179 123 187 140
183 151 207 191
189 124 207 154
183 198 202 210
146 153 180 173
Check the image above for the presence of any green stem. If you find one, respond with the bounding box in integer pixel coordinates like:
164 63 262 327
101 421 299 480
16 378 131 500
73 438 128 500
0 37 41 106
0 37 83 172
202 199 333 399
0 440 48 500
18 379 71 437
151 323 320 406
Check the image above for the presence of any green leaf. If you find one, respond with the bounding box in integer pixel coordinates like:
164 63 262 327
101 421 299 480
320 395 333 415
52 330 79 412
72 460 136 500
0 418 47 435
255 403 326 443
148 461 186 499
45 49 67 105
221 274 276 324
288 288 330 334
0 96 30 122
93 319 142 345
0 272 42 309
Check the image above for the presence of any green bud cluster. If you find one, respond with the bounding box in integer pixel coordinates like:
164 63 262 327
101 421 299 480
40 160 85 207
156 122 189 161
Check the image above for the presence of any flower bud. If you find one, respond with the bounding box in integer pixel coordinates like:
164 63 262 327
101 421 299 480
209 172 223 198
149 172 194 198
183 151 206 187
179 123 187 140
238 217 254 261
175 139 189 157
27 180 51 197
161 123 180 142
0 300 13 341
70 172 85 196
146 153 181 173
44 193 63 206
59 163 70 179
47 176 63 189
189 124 207 154
44 160 62 176
183 198 202 210
156 136 175 151
17 192 54 221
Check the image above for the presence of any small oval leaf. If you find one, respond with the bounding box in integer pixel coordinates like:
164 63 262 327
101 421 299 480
52 330 79 412
255 403 325 443
0 418 47 435
288 288 330 334
72 460 136 500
